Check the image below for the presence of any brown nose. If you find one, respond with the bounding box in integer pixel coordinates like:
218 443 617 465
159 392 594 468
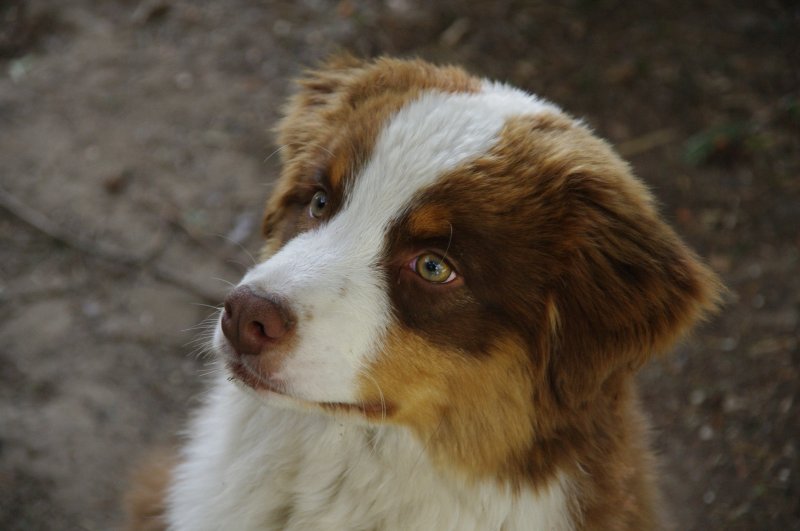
221 286 295 357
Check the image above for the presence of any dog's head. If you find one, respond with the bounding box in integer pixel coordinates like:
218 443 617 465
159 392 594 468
215 56 721 478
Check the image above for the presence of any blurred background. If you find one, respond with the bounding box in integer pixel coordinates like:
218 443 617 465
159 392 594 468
0 0 797 529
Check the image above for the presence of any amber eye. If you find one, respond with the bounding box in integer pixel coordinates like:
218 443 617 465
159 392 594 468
413 253 457 284
309 190 328 218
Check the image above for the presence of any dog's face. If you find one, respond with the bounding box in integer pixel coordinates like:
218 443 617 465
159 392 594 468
215 57 719 478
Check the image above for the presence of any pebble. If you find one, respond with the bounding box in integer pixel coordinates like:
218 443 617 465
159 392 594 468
720 337 738 351
690 389 706 406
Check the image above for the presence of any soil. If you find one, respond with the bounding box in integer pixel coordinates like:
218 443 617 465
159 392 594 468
0 1 797 529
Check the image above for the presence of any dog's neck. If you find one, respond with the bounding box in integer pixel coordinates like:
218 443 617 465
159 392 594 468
168 375 575 530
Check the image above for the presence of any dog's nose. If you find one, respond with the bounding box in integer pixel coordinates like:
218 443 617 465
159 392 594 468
221 286 295 356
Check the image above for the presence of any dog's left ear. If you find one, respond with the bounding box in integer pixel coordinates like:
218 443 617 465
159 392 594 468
544 134 723 407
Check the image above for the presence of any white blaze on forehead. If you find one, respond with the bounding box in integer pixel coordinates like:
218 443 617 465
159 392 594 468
350 83 560 228
239 85 560 403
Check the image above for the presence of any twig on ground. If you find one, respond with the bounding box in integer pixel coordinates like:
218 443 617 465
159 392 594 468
0 185 222 304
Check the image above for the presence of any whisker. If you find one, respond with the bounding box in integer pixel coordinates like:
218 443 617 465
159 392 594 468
362 372 388 423
441 222 454 264
412 416 444 473
265 142 335 165
181 310 223 359
211 233 258 266
190 302 224 311
198 364 224 377
211 277 237 289
262 145 288 164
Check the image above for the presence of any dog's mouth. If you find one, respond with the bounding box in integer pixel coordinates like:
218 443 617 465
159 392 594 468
226 359 285 394
225 359 392 419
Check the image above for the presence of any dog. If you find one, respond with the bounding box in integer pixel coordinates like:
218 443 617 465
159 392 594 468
126 56 721 530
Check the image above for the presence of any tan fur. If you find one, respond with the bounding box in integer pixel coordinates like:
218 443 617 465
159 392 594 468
366 329 540 479
124 449 175 531
407 204 455 238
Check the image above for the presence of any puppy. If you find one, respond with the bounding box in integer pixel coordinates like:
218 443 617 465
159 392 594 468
128 56 721 530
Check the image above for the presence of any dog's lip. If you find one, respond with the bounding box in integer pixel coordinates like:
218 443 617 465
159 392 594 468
225 360 393 419
226 359 286 395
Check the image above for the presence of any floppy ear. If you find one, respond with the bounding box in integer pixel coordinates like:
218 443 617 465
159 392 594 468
546 140 723 407
260 55 367 248
274 54 366 165
274 54 481 169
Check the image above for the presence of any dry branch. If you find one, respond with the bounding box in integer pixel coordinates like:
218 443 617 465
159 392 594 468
0 186 222 304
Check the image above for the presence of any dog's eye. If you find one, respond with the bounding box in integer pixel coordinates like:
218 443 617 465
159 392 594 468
309 191 328 218
412 253 457 284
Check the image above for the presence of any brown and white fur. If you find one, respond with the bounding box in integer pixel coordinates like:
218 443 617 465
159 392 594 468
127 56 721 531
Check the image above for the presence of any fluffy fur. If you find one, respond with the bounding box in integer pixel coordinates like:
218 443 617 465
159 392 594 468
126 56 721 530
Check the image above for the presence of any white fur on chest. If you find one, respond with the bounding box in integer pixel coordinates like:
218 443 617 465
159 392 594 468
167 375 573 531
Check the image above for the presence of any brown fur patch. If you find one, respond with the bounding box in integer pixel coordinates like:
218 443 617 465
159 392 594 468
406 204 454 238
124 449 176 531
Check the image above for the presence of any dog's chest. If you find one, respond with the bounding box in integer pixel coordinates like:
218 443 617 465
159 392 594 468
167 377 572 531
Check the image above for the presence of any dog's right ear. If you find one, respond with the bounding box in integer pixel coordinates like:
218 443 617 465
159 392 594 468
275 54 366 164
260 55 366 253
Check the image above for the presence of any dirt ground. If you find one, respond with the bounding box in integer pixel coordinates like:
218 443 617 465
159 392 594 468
0 0 797 529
